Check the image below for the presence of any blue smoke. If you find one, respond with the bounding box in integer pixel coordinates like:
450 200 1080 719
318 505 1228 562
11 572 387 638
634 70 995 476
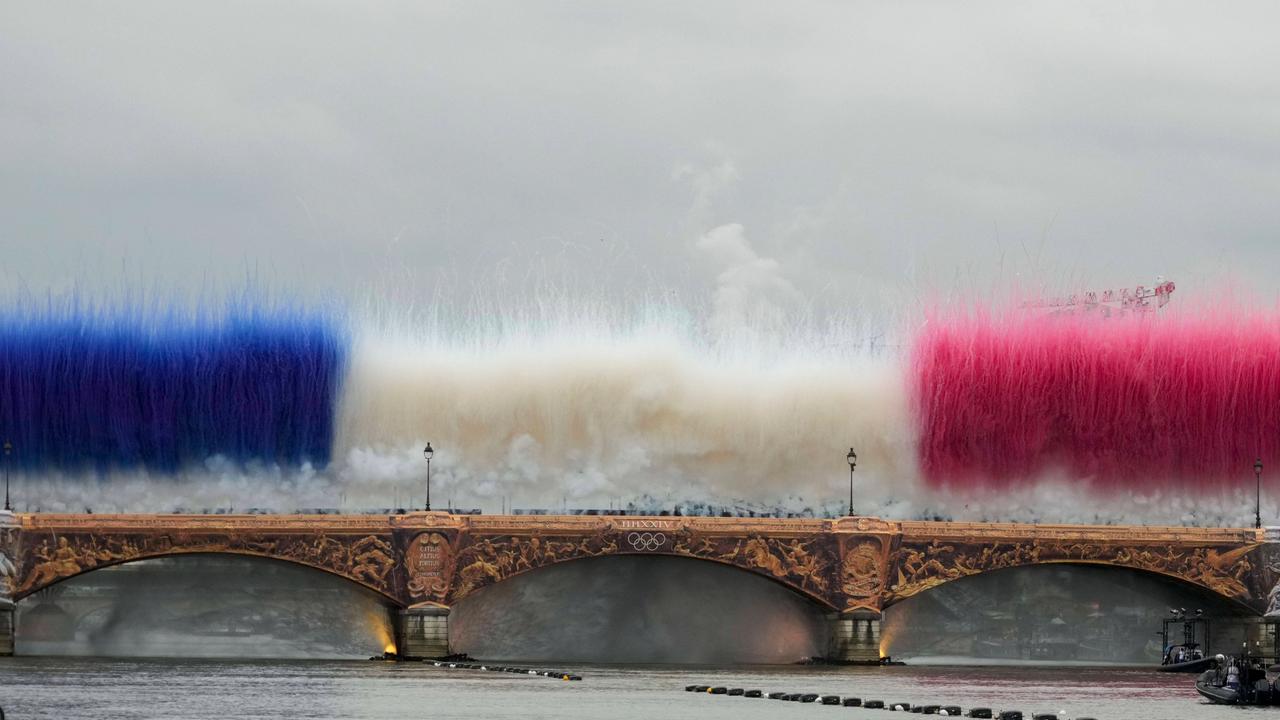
0 294 348 473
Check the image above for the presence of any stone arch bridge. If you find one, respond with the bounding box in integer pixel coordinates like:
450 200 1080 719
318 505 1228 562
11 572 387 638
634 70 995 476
2 511 1276 660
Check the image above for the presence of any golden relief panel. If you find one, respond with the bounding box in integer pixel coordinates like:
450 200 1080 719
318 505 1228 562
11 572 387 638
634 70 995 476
886 538 1263 604
406 532 452 603
14 531 399 600
840 539 885 603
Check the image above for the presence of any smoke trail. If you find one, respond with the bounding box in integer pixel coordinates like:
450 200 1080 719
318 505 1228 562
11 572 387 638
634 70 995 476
450 554 825 663
914 307 1280 492
0 294 347 473
694 223 804 344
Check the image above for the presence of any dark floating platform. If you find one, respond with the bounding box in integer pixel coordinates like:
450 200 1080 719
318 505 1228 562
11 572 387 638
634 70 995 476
798 655 905 666
427 660 581 681
684 682 1061 720
375 651 474 662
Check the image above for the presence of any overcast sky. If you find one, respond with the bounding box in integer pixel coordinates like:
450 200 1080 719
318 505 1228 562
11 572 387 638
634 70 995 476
3 1 1279 322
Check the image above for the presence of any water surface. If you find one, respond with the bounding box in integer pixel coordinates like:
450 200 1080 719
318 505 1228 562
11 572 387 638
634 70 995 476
0 658 1227 720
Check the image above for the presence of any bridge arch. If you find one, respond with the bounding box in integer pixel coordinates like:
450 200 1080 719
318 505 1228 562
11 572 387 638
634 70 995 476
878 560 1256 662
11 553 402 657
17 549 400 606
439 529 846 612
453 547 837 610
13 533 404 607
884 555 1263 615
449 552 832 663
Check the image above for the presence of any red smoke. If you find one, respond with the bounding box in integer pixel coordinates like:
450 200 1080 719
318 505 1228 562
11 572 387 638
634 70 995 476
913 309 1280 491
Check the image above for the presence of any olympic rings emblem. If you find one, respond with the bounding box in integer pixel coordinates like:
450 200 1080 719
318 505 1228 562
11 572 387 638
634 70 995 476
626 531 667 551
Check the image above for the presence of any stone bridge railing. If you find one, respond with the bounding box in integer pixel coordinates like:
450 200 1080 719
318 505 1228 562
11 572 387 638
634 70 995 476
1 511 1276 660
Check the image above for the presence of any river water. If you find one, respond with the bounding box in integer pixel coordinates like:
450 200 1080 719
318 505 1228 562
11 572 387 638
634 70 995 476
0 658 1235 720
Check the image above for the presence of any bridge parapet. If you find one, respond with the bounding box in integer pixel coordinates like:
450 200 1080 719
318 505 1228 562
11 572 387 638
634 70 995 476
898 520 1263 544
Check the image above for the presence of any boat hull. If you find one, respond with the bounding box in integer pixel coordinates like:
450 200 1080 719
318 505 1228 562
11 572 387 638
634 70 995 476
1160 657 1214 673
1195 680 1241 705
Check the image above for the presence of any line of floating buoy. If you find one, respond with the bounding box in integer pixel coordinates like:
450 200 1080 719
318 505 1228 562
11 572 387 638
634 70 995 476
429 661 582 681
683 684 1095 719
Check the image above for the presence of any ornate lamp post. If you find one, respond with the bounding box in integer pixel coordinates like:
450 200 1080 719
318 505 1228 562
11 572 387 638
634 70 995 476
846 447 857 517
424 442 434 512
1255 458 1263 529
3 440 11 512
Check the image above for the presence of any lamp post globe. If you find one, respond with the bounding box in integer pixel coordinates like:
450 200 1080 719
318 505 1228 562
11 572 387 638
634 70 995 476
846 447 857 517
424 442 434 512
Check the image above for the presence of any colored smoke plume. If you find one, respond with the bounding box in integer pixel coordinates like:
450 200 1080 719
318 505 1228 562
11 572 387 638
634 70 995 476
0 297 347 472
13 285 1280 524
913 307 1280 491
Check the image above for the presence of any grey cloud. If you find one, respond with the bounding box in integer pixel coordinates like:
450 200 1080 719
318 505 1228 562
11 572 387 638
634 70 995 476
2 1 1279 315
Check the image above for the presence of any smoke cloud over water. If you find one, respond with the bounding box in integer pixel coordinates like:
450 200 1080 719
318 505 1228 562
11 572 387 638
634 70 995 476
335 328 913 512
8 290 1280 525
450 555 826 663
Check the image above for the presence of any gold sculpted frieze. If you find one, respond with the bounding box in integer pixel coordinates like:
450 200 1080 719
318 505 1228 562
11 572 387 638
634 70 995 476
14 530 398 599
887 538 1262 603
0 526 19 598
444 526 841 607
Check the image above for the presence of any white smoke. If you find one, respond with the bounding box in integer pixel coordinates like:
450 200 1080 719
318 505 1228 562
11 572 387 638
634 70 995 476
672 157 739 222
695 222 805 344
332 323 914 512
13 459 348 513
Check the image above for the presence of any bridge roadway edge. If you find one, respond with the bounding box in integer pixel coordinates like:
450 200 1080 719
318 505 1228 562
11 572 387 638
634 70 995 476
1 512 1276 660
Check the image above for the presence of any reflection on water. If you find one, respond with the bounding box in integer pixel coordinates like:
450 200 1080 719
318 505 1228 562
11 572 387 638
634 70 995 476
0 657 1248 720
15 556 395 658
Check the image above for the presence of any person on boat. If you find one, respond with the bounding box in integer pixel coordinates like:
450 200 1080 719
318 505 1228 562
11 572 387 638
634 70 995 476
1226 661 1241 690
1212 653 1227 680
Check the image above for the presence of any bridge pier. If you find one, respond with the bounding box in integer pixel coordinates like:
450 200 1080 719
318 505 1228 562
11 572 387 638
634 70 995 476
0 599 13 656
826 609 881 663
396 605 450 659
1 509 15 656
